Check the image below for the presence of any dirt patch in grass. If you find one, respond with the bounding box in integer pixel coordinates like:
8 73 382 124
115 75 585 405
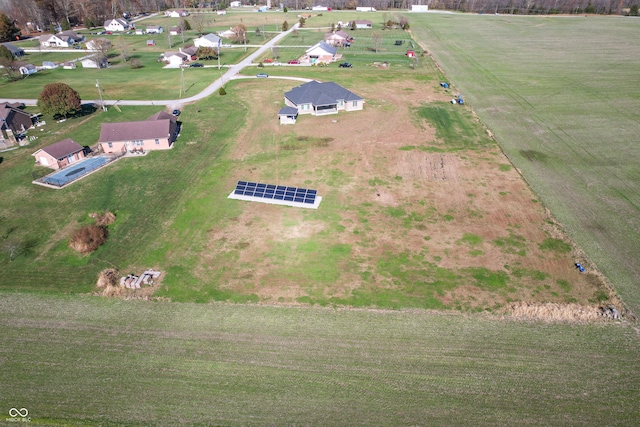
193 77 609 312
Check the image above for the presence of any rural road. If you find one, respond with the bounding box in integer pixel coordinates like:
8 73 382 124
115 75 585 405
0 23 303 110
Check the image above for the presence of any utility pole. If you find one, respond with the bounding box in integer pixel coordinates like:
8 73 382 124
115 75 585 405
218 40 221 70
180 67 185 97
96 80 107 111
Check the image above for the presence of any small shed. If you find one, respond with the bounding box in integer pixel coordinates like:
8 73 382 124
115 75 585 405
278 107 298 125
63 61 76 69
405 50 416 58
42 61 57 69
147 39 155 46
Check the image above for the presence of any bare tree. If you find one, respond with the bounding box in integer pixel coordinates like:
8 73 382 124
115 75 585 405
3 240 22 262
91 38 111 65
117 34 129 62
372 31 382 53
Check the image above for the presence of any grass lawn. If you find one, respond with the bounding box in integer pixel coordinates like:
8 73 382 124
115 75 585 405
408 14 640 314
0 292 638 426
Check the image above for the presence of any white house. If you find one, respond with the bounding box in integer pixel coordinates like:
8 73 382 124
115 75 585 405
169 27 181 36
304 41 337 64
356 6 376 11
411 5 429 11
284 80 364 116
146 25 163 34
312 6 329 11
81 57 108 68
19 64 38 75
165 10 189 17
104 18 132 32
194 33 222 48
135 28 145 35
39 34 73 48
217 10 227 15
218 28 237 39
230 1 242 7
63 61 76 69
355 20 372 29
161 50 190 67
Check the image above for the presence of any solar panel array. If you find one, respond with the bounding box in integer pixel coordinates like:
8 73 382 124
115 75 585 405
233 181 317 205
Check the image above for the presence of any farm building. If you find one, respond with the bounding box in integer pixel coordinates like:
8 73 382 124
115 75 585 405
32 138 86 170
81 57 108 69
146 26 163 34
194 33 222 48
19 64 37 75
284 80 364 116
355 20 373 29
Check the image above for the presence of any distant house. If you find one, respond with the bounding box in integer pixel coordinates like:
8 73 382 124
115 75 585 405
169 27 181 36
99 111 179 154
411 5 430 12
135 28 145 35
284 80 364 116
230 1 242 7
278 107 298 125
182 45 198 58
194 33 222 48
355 20 372 29
39 33 74 48
42 61 57 69
218 28 238 39
217 10 227 15
63 61 76 69
324 30 352 47
312 6 330 11
19 64 37 75
1 42 24 57
32 138 86 170
104 18 132 32
58 30 85 43
304 41 337 64
81 57 108 69
0 102 33 140
146 25 163 34
161 50 190 67
165 10 189 17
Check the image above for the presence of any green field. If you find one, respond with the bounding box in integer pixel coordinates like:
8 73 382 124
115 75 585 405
409 14 640 314
0 292 638 426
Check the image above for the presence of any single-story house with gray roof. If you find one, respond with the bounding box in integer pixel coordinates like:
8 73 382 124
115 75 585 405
1 42 24 57
283 80 364 116
304 41 337 64
32 138 86 169
99 111 179 154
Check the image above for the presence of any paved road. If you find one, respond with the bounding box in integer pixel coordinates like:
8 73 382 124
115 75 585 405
1 23 301 110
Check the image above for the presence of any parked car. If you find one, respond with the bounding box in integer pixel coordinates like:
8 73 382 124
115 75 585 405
272 62 282 66
339 62 353 68
287 59 299 64
256 73 269 78
172 109 181 116
263 58 273 63
190 62 204 68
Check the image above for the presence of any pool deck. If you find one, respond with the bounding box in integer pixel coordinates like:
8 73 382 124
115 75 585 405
32 154 122 189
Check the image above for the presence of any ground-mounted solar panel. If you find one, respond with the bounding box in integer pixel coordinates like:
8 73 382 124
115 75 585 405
228 180 321 209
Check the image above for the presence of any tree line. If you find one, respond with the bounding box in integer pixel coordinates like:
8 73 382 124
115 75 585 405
0 0 638 41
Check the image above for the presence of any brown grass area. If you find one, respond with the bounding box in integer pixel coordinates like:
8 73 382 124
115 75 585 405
194 77 610 315
69 225 108 255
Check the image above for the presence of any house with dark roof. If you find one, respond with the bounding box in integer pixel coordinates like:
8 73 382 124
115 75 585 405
1 102 33 139
1 42 24 58
304 41 337 64
323 30 352 47
283 81 364 116
278 107 299 125
99 111 179 154
32 138 86 169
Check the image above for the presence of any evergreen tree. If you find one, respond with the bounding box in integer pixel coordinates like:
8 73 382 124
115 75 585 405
0 12 20 42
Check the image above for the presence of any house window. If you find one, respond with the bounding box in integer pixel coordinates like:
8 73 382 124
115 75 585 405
337 100 344 107
108 142 113 148
155 139 160 145
352 101 358 107
301 104 310 111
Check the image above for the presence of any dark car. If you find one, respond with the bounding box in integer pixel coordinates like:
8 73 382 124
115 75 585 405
256 73 269 78
172 109 180 116
190 62 204 68
339 62 352 68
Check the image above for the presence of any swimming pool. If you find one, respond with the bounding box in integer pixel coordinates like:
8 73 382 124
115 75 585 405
43 156 110 187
